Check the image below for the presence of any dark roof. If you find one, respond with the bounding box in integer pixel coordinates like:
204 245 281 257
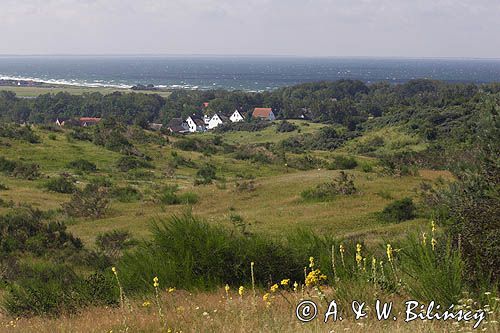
193 118 205 126
167 118 187 132
216 113 229 123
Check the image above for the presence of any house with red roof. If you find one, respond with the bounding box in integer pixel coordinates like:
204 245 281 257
252 108 276 121
79 117 102 127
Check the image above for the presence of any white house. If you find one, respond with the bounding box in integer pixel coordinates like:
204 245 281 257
230 110 245 123
167 118 189 133
207 113 229 130
252 108 276 121
55 118 66 126
203 114 211 125
186 115 206 132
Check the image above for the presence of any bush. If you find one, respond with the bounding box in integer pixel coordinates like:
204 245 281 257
276 120 298 133
286 155 325 170
48 133 57 140
117 213 303 292
0 207 83 257
328 155 358 170
67 128 92 142
195 164 217 185
116 156 154 172
301 171 357 201
110 186 142 203
0 157 41 180
399 234 464 305
377 197 416 223
177 192 199 205
44 175 76 194
63 184 110 218
0 182 8 190
95 230 137 260
0 124 40 143
66 159 97 173
2 263 118 316
156 185 198 205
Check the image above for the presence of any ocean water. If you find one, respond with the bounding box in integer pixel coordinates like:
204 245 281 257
0 56 499 91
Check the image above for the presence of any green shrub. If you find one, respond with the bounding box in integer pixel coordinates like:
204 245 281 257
168 151 196 169
0 207 83 257
195 164 217 185
66 159 97 173
276 120 298 133
0 124 40 143
116 156 154 172
156 186 198 205
377 197 416 223
0 157 41 180
287 155 326 170
361 163 373 173
44 175 76 194
110 186 142 203
47 133 57 140
301 171 357 201
328 155 358 170
96 230 137 260
63 184 110 218
67 128 92 142
2 263 118 316
399 234 464 306
0 183 8 190
117 213 303 293
177 192 199 205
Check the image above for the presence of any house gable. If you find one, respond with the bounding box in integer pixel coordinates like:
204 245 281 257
230 110 245 123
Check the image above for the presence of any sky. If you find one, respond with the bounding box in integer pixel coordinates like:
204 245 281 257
1 0 499 58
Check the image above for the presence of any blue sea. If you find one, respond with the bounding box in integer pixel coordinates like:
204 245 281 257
0 56 499 91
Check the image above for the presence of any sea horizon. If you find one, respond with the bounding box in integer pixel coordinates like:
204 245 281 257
1 55 500 91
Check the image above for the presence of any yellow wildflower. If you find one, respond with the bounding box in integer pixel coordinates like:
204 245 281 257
280 279 290 286
168 287 176 293
111 266 117 274
293 281 299 292
422 232 427 245
142 301 151 307
238 286 245 297
270 283 279 293
431 220 436 233
305 269 327 287
431 237 437 251
386 244 394 263
224 284 230 293
153 276 159 288
356 243 362 267
263 293 270 302
309 256 315 268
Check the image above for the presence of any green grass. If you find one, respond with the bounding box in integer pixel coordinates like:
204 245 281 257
0 85 172 98
197 120 327 145
0 124 452 247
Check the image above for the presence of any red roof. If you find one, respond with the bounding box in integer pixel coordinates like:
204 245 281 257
252 108 273 118
202 102 209 108
79 117 102 122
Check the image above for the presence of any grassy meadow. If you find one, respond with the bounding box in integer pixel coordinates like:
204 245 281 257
0 122 440 244
0 85 172 98
0 117 497 333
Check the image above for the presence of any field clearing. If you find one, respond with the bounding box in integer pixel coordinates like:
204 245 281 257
0 288 482 333
197 120 328 145
0 126 452 247
0 85 172 98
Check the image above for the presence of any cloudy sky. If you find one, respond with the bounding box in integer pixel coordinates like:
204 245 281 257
1 0 499 58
